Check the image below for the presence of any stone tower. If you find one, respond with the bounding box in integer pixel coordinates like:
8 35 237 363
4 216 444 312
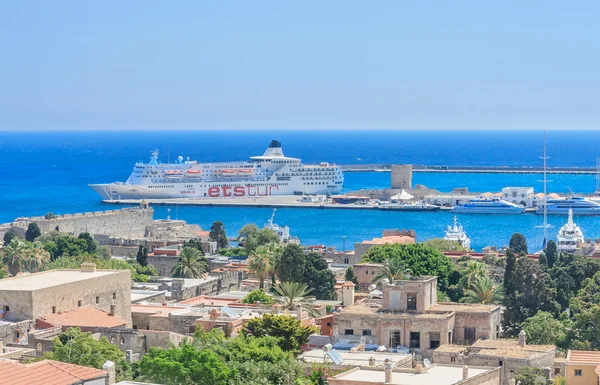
391 164 413 189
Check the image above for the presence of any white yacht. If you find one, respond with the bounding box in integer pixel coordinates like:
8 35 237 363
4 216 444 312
556 209 584 254
444 216 471 250
264 209 299 245
452 198 525 214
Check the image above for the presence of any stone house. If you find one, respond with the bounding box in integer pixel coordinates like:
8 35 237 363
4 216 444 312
332 276 501 358
433 333 556 385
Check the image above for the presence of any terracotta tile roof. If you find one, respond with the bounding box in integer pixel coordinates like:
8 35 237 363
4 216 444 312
0 359 107 385
362 235 416 245
36 306 128 329
568 350 600 365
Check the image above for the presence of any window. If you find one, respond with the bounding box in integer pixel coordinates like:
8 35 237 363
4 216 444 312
326 322 331 327
407 293 417 311
52 306 56 314
189 326 196 334
133 325 137 330
429 333 440 349
96 296 100 304
389 331 401 348
554 368 560 375
362 329 372 336
3 305 9 312
77 300 82 307
575 369 582 376
344 329 354 335
409 332 420 348
113 293 116 300
120 337 125 345
464 327 476 343
451 356 456 363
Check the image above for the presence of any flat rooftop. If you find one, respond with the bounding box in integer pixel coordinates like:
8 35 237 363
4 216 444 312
0 270 122 291
300 349 411 367
331 365 490 385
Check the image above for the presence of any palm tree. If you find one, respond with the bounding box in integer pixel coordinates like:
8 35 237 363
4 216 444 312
460 261 487 290
266 242 284 279
459 276 504 304
248 245 271 289
171 247 207 278
1 239 27 276
23 241 50 273
273 281 319 317
373 257 411 285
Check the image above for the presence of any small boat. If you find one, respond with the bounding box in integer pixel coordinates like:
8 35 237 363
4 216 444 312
186 169 201 174
221 169 237 175
238 169 254 174
452 198 524 214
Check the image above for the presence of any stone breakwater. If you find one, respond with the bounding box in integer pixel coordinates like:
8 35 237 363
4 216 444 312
9 207 154 239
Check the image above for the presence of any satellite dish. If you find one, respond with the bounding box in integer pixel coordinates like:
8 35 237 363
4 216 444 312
381 278 390 285
368 284 377 291
178 155 183 163
323 344 333 352
423 359 431 368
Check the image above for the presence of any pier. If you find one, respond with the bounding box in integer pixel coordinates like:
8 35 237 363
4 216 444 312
341 164 599 174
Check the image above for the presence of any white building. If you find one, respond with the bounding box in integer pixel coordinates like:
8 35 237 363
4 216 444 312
501 187 534 207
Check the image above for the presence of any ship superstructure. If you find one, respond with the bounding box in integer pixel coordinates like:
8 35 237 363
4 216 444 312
444 216 471 250
556 209 585 254
90 140 344 200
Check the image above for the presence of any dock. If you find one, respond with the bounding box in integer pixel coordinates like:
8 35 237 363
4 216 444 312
101 197 545 213
341 164 599 174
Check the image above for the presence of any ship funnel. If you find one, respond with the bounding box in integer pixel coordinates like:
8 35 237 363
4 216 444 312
263 140 285 157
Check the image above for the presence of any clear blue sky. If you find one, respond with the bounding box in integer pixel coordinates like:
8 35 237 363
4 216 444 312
1 1 599 131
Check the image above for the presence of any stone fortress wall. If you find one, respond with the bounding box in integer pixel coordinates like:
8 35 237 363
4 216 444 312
10 207 154 239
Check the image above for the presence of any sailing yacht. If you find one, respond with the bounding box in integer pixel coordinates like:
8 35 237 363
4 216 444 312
556 209 584 254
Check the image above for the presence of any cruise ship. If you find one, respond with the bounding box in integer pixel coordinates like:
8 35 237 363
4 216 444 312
90 140 344 200
452 198 525 214
536 196 600 215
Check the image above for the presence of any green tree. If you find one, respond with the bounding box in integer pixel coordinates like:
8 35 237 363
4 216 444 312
3 230 17 246
45 328 130 381
570 271 600 315
459 276 503 304
279 244 306 283
136 245 148 267
459 261 487 290
96 245 111 260
273 281 319 318
243 314 316 354
362 243 455 290
171 247 207 278
0 239 50 275
513 366 551 385
183 238 205 255
422 238 469 252
137 342 233 385
502 257 560 337
544 240 558 269
242 289 273 305
303 252 336 300
503 249 517 294
209 221 228 250
44 212 56 219
509 232 528 255
521 311 567 348
571 304 600 350
345 266 359 286
77 232 98 254
53 234 89 259
25 223 41 242
248 245 271 289
373 256 411 285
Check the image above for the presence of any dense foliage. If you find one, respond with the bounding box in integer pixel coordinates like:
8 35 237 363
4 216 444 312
279 245 335 300
242 289 273 305
238 224 280 255
422 238 470 252
243 314 316 354
209 221 228 250
362 243 455 290
44 328 131 381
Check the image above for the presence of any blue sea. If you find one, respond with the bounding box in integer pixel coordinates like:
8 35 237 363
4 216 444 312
2 130 600 251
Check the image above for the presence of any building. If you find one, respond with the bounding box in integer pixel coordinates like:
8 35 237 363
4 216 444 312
354 230 417 260
0 359 111 385
566 350 600 385
327 364 500 385
433 332 556 385
332 276 501 358
36 305 129 332
391 165 413 189
0 264 131 326
501 187 534 207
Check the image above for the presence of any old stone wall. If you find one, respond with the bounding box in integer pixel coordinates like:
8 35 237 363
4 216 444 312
96 328 185 360
11 207 154 239
170 271 245 301
148 255 179 277
0 320 34 345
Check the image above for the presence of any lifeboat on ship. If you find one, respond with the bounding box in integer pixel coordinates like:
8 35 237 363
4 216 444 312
238 169 253 175
186 169 201 175
221 169 237 175
165 170 183 178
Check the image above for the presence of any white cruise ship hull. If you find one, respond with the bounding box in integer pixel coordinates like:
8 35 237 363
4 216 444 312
91 181 342 200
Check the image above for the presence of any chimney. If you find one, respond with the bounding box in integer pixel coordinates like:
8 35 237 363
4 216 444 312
462 365 469 381
80 262 97 273
109 304 115 316
518 330 527 347
102 360 116 385
383 358 393 383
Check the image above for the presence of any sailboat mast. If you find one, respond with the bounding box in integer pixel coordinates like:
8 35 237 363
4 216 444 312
596 158 600 194
542 132 549 244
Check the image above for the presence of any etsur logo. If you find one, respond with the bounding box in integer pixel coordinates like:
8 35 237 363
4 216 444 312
207 185 279 197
